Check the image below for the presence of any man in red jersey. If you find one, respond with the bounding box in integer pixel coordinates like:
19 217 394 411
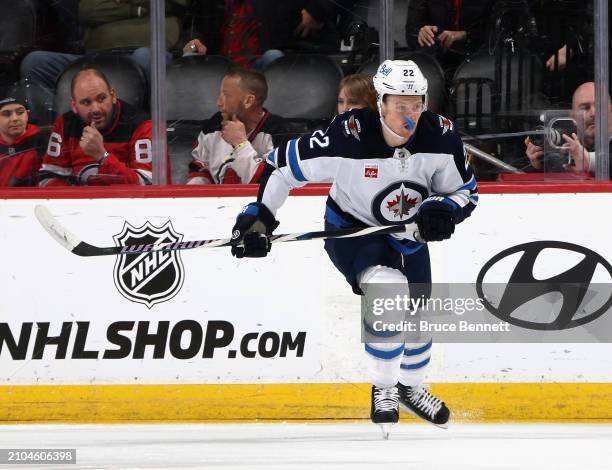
39 68 153 186
0 91 44 186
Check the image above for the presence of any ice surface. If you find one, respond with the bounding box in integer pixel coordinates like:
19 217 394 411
1 422 611 470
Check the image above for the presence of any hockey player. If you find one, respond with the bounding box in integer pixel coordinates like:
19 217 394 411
230 60 478 436
39 68 153 186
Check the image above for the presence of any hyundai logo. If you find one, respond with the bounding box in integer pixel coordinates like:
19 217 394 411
476 241 612 330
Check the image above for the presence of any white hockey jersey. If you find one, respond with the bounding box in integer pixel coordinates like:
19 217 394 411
260 108 478 251
188 110 288 184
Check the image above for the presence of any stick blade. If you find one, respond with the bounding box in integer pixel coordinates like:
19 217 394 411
34 205 81 254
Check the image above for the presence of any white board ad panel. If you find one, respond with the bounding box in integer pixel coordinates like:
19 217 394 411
1 193 611 385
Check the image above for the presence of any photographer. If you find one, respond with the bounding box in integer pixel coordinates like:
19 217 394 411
524 82 612 174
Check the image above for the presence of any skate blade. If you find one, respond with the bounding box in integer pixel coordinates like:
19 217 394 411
378 423 394 440
399 403 449 429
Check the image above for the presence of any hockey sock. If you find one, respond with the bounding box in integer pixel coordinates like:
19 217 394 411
360 265 410 389
398 339 432 387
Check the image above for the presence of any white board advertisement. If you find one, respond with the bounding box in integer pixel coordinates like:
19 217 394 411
1 193 611 385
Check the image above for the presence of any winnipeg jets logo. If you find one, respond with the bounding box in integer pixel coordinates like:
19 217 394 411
371 181 428 225
438 115 454 135
386 186 418 218
113 220 185 308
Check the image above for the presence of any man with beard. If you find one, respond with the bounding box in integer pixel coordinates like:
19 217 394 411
524 82 612 175
39 68 153 186
187 68 287 184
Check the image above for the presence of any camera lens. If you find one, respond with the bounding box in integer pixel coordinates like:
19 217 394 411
547 128 562 146
531 126 545 147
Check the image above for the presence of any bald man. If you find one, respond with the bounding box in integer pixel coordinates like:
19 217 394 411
525 82 612 174
39 68 154 186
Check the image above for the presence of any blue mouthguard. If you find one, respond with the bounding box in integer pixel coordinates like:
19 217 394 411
403 116 415 131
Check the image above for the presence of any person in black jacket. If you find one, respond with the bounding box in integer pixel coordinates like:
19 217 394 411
405 0 495 79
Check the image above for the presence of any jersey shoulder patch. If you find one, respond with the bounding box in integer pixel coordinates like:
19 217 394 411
341 113 363 140
437 114 454 135
426 112 462 147
410 111 463 157
336 107 379 142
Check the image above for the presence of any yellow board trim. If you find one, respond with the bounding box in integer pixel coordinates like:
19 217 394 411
2 383 612 424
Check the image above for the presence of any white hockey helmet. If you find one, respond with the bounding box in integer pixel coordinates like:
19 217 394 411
372 59 428 112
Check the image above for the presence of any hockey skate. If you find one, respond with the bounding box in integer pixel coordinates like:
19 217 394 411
397 383 449 428
370 385 399 439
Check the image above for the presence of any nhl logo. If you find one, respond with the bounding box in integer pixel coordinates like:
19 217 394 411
113 220 185 308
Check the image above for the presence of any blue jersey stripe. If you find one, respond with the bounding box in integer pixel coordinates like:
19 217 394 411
266 149 277 166
324 205 356 229
385 235 424 254
287 139 307 182
460 176 477 191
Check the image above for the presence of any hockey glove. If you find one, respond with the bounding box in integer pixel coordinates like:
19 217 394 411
231 202 279 258
415 198 456 242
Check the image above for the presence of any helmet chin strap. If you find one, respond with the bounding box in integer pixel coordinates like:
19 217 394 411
380 115 412 146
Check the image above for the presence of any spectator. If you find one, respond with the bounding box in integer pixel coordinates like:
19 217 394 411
336 73 377 115
39 68 153 186
405 0 495 79
0 91 44 186
544 0 610 75
182 0 354 70
524 81 612 174
20 0 189 122
187 67 288 184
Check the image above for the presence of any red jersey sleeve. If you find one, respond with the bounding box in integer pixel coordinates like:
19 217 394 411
95 119 153 185
39 116 73 187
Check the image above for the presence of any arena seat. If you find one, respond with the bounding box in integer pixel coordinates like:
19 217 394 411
0 0 40 52
449 53 496 134
167 126 197 185
166 55 233 122
0 0 43 90
165 55 233 184
263 54 343 120
53 54 147 117
450 50 545 134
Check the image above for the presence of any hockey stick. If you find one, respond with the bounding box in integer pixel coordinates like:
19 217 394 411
34 204 423 257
